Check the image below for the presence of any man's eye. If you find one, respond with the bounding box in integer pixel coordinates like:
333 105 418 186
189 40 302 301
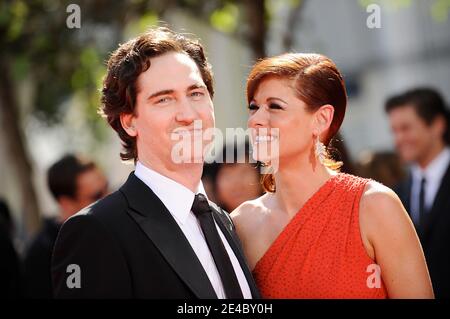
248 103 259 110
156 97 171 104
190 91 204 98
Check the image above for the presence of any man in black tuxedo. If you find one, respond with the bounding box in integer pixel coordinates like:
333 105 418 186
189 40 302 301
386 88 450 298
25 154 108 298
51 27 259 299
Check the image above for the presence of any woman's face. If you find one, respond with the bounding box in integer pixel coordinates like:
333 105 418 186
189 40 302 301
247 76 316 166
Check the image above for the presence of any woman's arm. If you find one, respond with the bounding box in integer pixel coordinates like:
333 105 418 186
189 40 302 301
360 181 434 299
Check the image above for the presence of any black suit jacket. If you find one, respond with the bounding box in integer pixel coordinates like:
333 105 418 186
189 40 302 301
51 172 260 299
394 162 450 299
0 225 23 298
24 218 61 298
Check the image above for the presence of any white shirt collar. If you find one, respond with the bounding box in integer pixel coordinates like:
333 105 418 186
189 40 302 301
411 147 450 182
134 161 208 225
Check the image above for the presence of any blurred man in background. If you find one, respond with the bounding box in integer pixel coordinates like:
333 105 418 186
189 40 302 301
356 151 406 189
386 88 450 298
24 154 108 298
202 141 263 213
0 199 23 298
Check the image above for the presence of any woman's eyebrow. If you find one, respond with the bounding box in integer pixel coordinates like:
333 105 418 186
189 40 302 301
267 97 288 104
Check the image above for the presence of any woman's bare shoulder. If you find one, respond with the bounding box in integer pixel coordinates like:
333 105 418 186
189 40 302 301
360 180 406 217
231 193 271 229
360 180 413 240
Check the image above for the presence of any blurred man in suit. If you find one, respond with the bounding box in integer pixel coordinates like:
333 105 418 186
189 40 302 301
24 154 108 298
386 88 450 298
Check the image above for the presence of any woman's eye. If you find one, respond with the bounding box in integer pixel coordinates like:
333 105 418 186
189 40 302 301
248 103 259 110
269 103 282 109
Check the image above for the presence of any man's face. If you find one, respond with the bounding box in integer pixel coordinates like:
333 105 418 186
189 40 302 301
125 52 215 168
388 105 435 163
75 168 109 209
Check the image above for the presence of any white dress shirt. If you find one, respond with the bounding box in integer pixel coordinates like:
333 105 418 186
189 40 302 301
134 161 252 299
410 147 450 224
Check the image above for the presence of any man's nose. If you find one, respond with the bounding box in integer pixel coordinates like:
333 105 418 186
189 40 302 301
176 97 198 124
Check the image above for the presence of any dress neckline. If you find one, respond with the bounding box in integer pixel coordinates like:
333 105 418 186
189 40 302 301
253 172 343 273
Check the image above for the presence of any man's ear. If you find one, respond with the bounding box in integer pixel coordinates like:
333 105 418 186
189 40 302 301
431 114 446 140
120 113 137 137
313 104 335 137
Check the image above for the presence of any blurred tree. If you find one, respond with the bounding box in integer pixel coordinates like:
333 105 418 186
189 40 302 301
359 0 450 22
0 0 161 236
171 0 306 59
280 0 307 51
431 0 450 22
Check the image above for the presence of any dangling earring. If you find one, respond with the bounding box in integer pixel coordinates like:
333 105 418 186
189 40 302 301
315 136 326 165
258 161 269 167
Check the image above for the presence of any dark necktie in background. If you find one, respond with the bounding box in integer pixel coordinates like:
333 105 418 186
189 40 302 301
191 193 244 299
418 177 427 228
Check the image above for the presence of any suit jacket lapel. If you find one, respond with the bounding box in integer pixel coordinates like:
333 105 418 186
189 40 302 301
209 203 261 299
421 162 450 240
120 173 217 299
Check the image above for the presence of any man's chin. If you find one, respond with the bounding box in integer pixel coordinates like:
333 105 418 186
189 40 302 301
399 153 418 164
171 156 205 165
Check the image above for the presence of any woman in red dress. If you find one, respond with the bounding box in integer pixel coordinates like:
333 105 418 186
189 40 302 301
231 53 434 298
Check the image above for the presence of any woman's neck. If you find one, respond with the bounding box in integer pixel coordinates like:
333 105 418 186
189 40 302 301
272 152 337 218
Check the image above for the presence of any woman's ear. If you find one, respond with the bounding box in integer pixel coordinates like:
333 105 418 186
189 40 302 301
120 113 137 137
314 104 335 137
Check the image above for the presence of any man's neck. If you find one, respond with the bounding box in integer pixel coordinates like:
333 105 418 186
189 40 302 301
417 141 446 170
138 159 203 193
